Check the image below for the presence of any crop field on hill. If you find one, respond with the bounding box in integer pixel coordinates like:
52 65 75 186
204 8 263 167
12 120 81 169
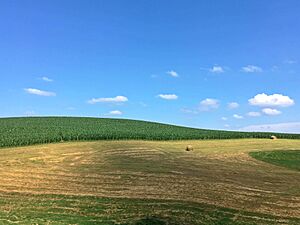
0 139 299 224
1 117 300 148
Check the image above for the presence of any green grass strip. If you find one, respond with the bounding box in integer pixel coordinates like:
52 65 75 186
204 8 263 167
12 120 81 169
249 150 300 171
0 193 299 225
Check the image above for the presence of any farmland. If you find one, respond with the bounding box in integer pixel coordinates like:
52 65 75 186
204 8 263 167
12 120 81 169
250 150 300 171
1 117 300 148
0 139 299 224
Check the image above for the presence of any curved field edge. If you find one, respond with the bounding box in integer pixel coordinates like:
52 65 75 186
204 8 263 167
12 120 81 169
1 117 300 148
249 150 300 171
0 193 299 225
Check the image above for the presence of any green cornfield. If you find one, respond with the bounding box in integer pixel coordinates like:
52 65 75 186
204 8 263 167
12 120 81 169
0 117 300 148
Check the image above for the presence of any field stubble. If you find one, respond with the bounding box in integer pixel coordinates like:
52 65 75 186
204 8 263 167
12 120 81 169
0 139 299 224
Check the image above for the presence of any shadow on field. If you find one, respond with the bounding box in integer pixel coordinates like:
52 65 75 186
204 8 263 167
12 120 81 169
118 215 238 225
120 216 180 225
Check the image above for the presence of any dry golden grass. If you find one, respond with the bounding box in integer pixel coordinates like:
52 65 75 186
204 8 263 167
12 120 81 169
0 139 299 224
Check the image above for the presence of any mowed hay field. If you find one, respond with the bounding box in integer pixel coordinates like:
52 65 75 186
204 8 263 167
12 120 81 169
0 139 299 224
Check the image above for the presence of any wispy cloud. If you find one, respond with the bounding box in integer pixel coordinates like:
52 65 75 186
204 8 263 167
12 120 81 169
262 108 281 116
41 76 53 82
139 102 148 107
166 70 179 77
249 93 294 107
88 96 128 104
247 111 261 117
271 65 280 72
181 108 199 114
228 102 239 109
108 110 123 115
241 122 300 133
24 110 36 116
284 59 297 64
209 66 224 73
24 88 56 97
182 98 219 114
221 117 228 121
199 98 219 111
233 114 243 119
242 65 262 73
158 94 178 100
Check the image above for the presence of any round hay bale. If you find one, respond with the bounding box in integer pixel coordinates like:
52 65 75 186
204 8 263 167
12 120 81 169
186 145 193 151
270 135 277 140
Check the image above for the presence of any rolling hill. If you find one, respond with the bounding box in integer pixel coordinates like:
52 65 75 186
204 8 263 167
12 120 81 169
0 117 300 148
0 117 299 224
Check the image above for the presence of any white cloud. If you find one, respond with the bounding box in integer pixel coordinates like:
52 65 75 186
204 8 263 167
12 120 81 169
262 108 281 116
247 111 261 117
199 98 219 111
249 93 294 107
41 76 53 82
24 88 56 97
242 65 263 73
221 117 228 121
88 96 128 104
241 122 300 133
209 66 224 73
228 102 239 109
166 70 179 77
158 94 178 100
108 110 122 115
233 114 243 119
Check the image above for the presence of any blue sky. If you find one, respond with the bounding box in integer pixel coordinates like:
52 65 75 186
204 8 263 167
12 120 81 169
1 0 300 132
